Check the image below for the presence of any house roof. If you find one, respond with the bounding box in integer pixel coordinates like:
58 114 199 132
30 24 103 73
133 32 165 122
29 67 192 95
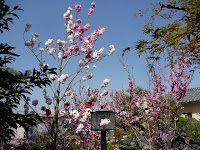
181 87 200 103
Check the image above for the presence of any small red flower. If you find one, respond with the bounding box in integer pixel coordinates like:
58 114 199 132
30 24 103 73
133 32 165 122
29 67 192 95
64 102 70 109
46 109 51 116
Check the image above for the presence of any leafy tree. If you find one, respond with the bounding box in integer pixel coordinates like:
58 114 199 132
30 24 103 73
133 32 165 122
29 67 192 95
124 0 200 70
0 0 52 146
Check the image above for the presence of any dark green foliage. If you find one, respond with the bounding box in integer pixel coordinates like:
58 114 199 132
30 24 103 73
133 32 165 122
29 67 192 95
0 0 54 145
0 0 23 34
176 117 200 149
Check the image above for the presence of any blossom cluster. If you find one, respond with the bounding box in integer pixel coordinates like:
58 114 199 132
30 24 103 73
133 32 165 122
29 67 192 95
100 118 110 126
109 59 191 149
23 1 115 150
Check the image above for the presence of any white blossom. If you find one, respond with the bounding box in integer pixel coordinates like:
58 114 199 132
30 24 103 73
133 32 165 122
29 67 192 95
107 45 115 56
45 39 54 46
99 27 106 35
58 74 69 83
69 109 80 119
68 34 73 40
100 118 110 126
69 14 73 20
68 6 72 11
76 123 84 133
98 47 104 55
80 108 91 122
39 47 44 52
103 78 110 86
58 52 62 59
92 50 98 59
50 74 57 80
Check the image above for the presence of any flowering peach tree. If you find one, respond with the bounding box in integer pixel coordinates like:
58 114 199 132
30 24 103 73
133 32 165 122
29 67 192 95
23 2 115 149
109 58 191 149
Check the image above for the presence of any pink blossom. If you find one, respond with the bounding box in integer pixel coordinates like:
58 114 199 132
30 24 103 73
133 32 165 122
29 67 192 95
91 2 96 8
75 4 82 12
82 73 93 81
174 117 178 122
74 43 80 54
64 88 72 97
83 24 90 31
88 8 94 16
72 23 79 30
77 19 82 23
63 46 73 59
77 27 84 34
71 92 76 99
47 47 55 55
64 102 70 108
82 76 87 81
75 32 81 38
63 12 70 19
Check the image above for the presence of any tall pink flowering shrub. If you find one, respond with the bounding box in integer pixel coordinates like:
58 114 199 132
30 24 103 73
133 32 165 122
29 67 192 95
23 2 115 149
110 59 191 149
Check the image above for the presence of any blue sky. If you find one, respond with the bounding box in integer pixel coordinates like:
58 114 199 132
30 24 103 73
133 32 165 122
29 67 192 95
2 0 200 111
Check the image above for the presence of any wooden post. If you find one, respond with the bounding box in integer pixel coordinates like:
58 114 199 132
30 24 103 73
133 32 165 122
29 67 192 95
101 130 107 150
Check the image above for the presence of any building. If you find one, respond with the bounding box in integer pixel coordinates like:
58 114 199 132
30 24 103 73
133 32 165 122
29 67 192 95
181 87 200 120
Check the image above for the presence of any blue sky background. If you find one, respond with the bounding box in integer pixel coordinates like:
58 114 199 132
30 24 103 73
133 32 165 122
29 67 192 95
2 0 200 112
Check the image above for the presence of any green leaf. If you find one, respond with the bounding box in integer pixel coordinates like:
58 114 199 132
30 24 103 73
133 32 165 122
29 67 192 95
13 5 19 10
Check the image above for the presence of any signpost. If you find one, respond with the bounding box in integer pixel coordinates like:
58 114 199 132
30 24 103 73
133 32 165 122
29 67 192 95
91 111 116 150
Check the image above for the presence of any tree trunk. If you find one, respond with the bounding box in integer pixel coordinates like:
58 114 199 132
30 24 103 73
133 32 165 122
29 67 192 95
50 69 61 150
50 99 59 150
